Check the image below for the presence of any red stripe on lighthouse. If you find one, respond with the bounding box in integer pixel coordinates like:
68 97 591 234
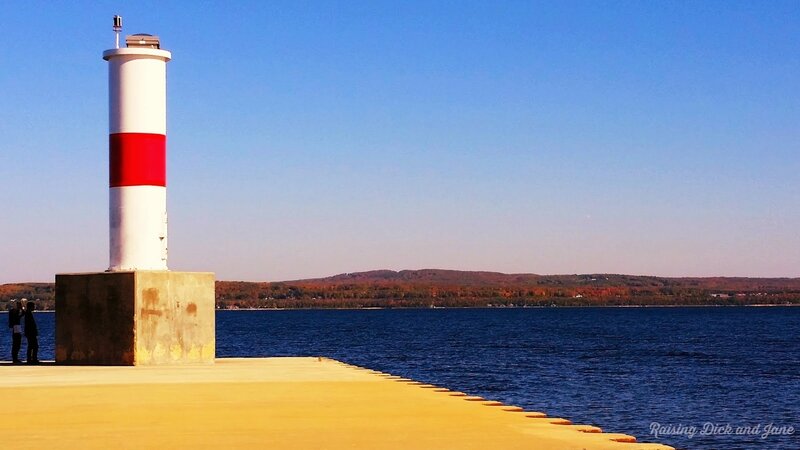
109 133 166 187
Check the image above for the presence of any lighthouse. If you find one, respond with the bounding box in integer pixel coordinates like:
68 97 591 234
103 19 171 271
54 16 215 366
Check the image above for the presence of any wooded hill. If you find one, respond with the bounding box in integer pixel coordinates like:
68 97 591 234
4 270 799 310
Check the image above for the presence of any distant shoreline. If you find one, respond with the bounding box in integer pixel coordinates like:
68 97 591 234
0 303 800 314
214 304 800 311
1 304 799 313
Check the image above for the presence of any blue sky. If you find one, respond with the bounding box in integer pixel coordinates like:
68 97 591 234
1 1 798 282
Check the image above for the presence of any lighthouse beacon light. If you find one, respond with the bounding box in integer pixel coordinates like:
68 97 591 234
113 15 122 49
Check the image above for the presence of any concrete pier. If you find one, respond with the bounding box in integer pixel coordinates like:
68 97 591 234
2 357 672 449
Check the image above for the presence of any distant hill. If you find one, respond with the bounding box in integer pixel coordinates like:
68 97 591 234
3 269 799 310
288 269 800 290
290 269 548 286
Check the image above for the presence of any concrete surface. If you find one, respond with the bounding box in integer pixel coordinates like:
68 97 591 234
55 271 215 365
1 357 673 449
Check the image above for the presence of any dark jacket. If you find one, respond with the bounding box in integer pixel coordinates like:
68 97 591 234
23 311 37 337
8 309 21 329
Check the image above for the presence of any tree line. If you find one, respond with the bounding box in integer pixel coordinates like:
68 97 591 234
2 272 799 311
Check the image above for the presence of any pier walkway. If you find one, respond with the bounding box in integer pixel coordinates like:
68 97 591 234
2 357 672 449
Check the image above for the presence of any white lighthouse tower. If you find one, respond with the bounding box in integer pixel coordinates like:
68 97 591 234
103 17 171 271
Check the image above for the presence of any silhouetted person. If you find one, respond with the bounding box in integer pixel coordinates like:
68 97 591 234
8 301 22 363
24 302 39 364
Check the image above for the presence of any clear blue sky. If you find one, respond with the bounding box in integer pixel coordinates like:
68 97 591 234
1 1 798 283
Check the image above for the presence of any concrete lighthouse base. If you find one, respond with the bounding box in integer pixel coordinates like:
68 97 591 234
55 271 215 365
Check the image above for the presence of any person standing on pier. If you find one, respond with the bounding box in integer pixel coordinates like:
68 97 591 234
8 301 23 363
23 302 39 364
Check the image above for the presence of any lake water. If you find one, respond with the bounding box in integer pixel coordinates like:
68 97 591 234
4 307 799 449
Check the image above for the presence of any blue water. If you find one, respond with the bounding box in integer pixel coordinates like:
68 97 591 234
4 307 799 449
